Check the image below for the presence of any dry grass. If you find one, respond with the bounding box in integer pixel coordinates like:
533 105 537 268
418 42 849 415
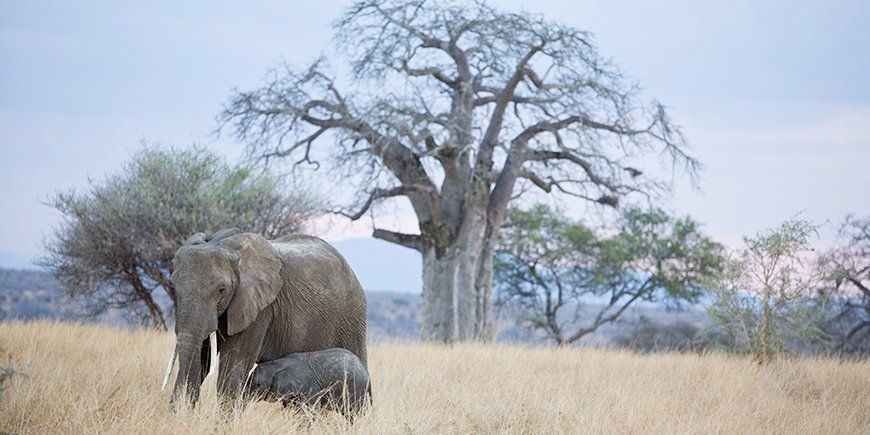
1 321 868 434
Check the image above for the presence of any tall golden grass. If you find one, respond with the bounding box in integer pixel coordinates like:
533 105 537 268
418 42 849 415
1 320 868 434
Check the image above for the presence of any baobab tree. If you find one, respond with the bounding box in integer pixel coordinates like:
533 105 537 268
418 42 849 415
220 0 699 342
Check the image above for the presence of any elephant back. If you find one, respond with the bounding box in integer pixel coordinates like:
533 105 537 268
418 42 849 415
266 234 368 368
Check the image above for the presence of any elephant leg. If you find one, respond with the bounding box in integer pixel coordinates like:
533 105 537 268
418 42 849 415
216 313 271 403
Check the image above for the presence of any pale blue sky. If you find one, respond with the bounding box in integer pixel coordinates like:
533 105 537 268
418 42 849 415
1 1 868 292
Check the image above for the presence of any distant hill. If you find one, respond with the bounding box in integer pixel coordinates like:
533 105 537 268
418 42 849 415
0 268 64 321
365 291 422 341
0 267 428 338
0 267 709 347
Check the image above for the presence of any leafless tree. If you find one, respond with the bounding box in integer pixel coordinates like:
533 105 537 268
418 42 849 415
822 215 870 353
41 145 320 329
220 0 698 342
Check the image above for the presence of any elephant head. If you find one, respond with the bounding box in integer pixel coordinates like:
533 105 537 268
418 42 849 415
163 228 283 406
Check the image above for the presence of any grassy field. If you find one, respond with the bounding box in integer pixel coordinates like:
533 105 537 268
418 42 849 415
1 321 868 434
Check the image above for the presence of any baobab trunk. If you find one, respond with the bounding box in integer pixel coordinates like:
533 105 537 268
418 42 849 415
421 247 458 342
473 242 496 339
420 208 496 342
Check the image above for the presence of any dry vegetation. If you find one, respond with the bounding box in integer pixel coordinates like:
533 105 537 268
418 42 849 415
1 321 868 434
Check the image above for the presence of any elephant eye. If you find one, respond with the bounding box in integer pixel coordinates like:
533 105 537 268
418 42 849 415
218 287 227 295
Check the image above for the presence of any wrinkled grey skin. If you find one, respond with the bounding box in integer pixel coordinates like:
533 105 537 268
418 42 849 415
169 228 367 407
246 348 371 416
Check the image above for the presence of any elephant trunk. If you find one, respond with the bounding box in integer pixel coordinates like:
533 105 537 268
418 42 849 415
170 333 205 407
162 332 216 393
169 300 220 408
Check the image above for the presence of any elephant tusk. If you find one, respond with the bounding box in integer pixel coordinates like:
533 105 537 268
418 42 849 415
242 363 259 392
205 331 218 379
246 363 258 380
161 339 177 392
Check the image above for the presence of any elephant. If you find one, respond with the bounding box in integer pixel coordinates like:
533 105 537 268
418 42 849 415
245 348 371 416
161 228 368 407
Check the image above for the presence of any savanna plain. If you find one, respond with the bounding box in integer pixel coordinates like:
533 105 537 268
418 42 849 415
1 321 868 434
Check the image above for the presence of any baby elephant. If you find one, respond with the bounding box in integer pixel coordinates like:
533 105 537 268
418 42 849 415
247 348 371 416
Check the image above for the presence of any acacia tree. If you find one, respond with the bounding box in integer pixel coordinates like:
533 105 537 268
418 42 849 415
495 205 723 346
41 146 319 329
220 0 698 341
706 219 829 363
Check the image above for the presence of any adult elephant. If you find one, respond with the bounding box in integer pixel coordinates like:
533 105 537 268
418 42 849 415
161 228 367 406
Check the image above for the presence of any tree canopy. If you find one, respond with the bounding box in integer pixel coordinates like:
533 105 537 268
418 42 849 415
41 145 320 329
495 205 723 346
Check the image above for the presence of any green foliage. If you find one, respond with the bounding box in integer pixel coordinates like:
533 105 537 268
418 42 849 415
41 144 321 329
705 218 830 363
495 205 724 346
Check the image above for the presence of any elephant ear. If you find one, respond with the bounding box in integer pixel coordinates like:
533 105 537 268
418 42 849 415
220 233 283 336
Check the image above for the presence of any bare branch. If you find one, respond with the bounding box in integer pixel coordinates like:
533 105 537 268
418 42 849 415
372 228 424 251
400 61 457 88
336 184 438 221
517 169 552 193
478 43 545 163
525 149 613 190
846 276 870 299
565 290 644 345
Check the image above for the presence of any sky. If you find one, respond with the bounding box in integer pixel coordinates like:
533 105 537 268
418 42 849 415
1 0 868 293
